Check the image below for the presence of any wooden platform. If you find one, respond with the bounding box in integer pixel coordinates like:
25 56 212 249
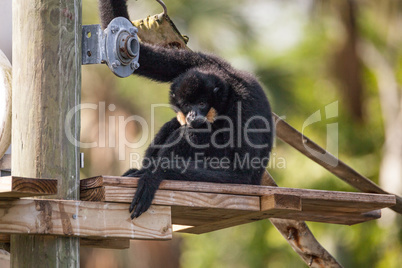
80 176 396 234
0 175 395 246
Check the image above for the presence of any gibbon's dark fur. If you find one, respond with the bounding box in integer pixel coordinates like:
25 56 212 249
99 0 274 218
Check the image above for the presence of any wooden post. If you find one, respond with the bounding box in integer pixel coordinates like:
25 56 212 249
11 0 81 266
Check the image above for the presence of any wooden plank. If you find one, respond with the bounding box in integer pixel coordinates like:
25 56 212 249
174 210 381 228
81 186 260 211
273 113 402 214
0 176 57 198
176 194 301 234
79 177 394 227
80 186 105 201
80 176 138 190
171 206 252 226
80 177 396 213
0 199 172 240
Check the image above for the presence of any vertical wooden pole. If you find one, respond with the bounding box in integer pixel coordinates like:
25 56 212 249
11 0 81 266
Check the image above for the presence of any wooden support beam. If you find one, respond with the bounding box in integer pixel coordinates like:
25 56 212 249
12 0 82 265
0 199 171 240
0 176 57 198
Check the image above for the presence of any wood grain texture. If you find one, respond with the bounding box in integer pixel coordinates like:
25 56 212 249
81 186 260 211
0 176 57 198
81 186 105 201
11 0 82 266
80 176 137 190
0 199 172 240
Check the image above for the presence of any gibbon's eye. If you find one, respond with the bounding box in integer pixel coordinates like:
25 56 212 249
198 102 206 109
213 87 219 94
183 103 190 109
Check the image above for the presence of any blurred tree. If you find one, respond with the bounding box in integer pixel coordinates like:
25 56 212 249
331 0 364 121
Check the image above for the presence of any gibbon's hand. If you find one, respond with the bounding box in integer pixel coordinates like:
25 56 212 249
129 172 160 219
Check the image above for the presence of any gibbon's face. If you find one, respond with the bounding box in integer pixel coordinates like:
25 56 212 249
170 70 225 128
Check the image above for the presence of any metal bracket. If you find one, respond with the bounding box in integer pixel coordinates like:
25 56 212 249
82 17 140 78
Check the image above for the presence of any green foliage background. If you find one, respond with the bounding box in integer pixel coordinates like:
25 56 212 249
81 0 402 267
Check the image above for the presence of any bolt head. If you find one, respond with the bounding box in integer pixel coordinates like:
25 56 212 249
129 27 138 35
134 62 140 69
111 25 119 33
111 60 120 69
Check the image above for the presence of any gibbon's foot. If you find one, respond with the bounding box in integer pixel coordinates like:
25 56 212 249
129 173 160 219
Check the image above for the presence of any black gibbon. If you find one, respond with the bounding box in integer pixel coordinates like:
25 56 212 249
99 0 274 218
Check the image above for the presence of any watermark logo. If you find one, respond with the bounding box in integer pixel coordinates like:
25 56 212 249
64 101 338 168
301 101 338 167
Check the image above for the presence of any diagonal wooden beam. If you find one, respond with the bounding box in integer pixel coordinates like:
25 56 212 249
262 172 344 268
273 113 402 214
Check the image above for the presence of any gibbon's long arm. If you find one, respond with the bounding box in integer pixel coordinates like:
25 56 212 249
99 0 213 82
